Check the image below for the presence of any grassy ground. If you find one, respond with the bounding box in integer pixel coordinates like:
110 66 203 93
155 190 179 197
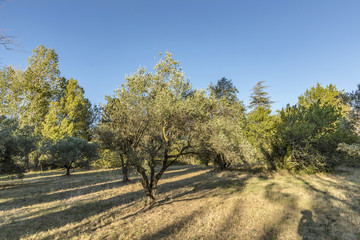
0 165 359 240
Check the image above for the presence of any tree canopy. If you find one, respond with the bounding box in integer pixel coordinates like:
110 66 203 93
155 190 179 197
0 116 37 176
41 137 98 175
209 77 239 104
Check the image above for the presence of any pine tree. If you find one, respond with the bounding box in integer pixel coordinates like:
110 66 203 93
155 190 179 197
249 81 273 110
209 77 239 104
246 81 275 160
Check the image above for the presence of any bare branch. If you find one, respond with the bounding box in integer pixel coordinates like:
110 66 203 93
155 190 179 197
0 31 17 50
0 1 20 50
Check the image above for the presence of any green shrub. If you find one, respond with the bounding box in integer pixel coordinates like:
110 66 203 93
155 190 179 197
268 103 355 172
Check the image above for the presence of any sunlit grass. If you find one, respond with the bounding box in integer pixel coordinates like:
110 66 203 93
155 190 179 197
0 165 359 239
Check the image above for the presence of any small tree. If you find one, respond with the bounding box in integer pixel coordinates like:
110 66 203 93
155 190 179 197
42 137 98 175
197 111 255 170
196 88 253 170
95 124 130 182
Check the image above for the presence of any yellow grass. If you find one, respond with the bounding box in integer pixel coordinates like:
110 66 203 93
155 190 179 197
1 165 359 239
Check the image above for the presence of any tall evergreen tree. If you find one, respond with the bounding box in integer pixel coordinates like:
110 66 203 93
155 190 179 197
209 77 239 104
246 81 275 161
21 45 62 133
42 78 93 140
249 81 273 110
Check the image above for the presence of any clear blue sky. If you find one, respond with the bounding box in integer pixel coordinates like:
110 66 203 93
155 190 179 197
1 0 360 111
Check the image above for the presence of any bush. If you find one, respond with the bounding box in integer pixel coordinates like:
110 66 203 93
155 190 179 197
92 149 123 169
268 103 356 172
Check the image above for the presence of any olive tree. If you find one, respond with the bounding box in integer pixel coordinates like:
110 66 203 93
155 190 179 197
104 52 209 204
196 94 255 170
0 116 37 176
41 137 98 175
95 123 131 182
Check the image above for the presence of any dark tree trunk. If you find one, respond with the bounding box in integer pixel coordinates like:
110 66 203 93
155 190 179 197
136 154 169 206
260 143 276 170
137 166 156 206
120 154 129 183
66 166 71 176
135 143 191 206
214 153 229 171
122 164 129 182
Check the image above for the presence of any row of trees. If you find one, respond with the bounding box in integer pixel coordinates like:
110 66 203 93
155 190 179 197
0 45 98 176
95 52 360 204
1 47 360 204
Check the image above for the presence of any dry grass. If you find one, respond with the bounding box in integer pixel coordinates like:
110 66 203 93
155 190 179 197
1 165 360 240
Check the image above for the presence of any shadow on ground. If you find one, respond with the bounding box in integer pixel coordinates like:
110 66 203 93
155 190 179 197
1 166 359 239
0 166 251 239
260 169 360 240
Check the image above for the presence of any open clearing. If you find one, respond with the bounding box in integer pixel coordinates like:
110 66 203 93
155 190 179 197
1 165 360 240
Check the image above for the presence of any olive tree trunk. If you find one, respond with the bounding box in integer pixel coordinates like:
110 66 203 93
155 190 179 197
120 154 130 183
66 166 71 175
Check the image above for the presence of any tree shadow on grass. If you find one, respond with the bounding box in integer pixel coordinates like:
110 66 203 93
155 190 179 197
0 171 61 183
261 172 360 240
293 174 360 239
141 207 207 240
0 169 122 198
1 166 233 239
160 165 209 179
141 173 251 240
294 176 360 212
260 182 300 240
0 178 126 211
314 174 360 200
0 166 204 212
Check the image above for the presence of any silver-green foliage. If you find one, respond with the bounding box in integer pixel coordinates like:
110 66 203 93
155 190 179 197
103 52 211 202
0 116 37 175
41 137 98 175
